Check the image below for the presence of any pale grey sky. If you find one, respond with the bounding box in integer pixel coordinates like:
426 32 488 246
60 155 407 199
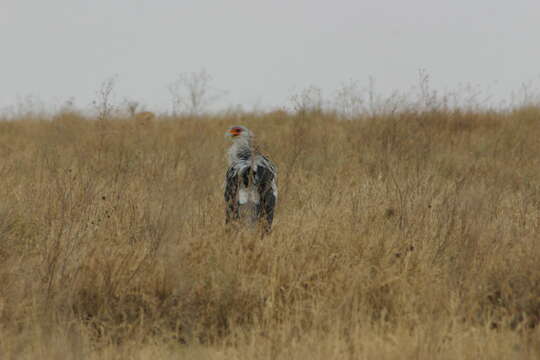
1 0 539 112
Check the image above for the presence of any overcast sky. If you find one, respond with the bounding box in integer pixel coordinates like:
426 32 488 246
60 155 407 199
1 0 539 113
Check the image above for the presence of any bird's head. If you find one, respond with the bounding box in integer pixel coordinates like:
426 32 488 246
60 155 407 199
225 125 252 141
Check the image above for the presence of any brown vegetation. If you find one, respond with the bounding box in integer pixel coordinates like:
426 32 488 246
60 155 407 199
0 107 539 359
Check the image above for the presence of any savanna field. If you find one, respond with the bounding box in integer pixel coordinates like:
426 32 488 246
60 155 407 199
0 107 539 359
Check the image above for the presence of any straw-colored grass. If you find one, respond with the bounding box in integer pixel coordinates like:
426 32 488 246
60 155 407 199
0 107 539 359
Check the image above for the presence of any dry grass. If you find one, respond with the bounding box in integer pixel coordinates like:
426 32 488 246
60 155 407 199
0 107 539 359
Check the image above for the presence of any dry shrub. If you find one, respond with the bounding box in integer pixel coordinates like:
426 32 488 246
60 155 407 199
0 107 539 359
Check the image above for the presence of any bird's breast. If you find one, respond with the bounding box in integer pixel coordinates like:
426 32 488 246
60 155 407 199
238 187 260 205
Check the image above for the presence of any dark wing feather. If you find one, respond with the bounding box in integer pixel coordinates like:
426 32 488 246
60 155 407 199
224 167 239 223
254 157 277 231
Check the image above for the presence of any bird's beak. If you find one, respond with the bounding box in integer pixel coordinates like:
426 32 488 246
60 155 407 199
225 129 239 138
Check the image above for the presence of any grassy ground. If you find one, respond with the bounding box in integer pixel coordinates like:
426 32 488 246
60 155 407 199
0 107 539 359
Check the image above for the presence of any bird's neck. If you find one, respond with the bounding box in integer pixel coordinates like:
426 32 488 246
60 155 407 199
229 138 252 164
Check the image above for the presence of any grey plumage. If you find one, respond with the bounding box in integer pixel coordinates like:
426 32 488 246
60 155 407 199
224 126 277 232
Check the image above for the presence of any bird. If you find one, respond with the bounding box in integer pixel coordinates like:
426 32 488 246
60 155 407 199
224 125 277 233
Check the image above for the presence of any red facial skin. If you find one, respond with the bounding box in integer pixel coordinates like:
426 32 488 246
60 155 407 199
229 127 243 137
